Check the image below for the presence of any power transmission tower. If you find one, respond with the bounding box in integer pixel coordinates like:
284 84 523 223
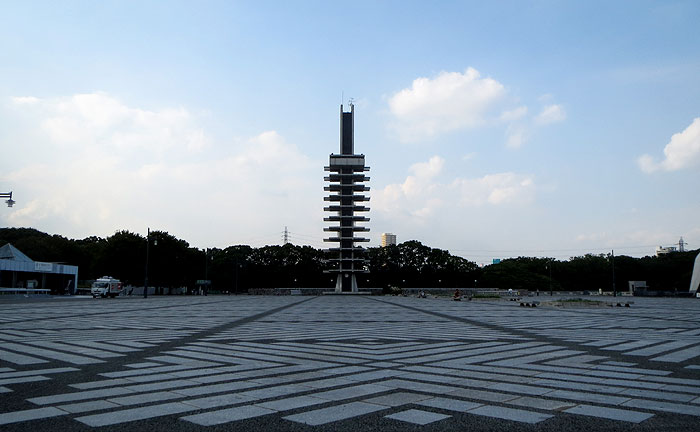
679 237 686 252
283 226 289 244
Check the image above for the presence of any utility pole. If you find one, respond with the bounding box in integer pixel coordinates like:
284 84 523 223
144 228 150 299
611 249 616 297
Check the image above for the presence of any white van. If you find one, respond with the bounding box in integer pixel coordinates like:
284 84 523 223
91 276 123 298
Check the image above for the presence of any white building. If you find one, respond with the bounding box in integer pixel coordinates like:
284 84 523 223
655 246 677 256
381 233 397 247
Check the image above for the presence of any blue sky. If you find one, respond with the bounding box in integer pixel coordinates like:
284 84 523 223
1 1 699 263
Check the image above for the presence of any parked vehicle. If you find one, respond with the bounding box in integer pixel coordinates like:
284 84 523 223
91 276 123 298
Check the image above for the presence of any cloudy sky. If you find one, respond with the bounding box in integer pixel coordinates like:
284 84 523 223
1 1 699 263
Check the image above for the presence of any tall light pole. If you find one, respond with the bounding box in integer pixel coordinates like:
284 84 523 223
144 228 151 299
611 249 617 297
548 259 553 296
1 192 14 208
144 229 157 299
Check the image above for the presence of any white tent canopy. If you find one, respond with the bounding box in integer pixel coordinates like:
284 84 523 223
691 252 700 294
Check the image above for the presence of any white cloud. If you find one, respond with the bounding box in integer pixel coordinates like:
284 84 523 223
535 104 566 125
574 230 680 252
373 156 535 224
505 125 528 149
638 117 700 173
500 106 528 122
11 96 39 105
409 155 444 179
28 92 207 157
388 68 508 141
450 172 535 206
2 93 320 248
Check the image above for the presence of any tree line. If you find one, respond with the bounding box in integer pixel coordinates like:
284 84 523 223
0 228 696 294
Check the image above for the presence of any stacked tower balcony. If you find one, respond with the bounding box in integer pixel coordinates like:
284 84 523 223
324 104 370 292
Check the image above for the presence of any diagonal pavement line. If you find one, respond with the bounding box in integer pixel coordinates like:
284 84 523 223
364 297 699 372
19 297 320 406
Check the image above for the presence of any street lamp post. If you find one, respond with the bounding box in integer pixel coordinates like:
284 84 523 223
1 192 14 208
233 258 239 295
144 228 151 299
203 248 211 296
611 249 617 297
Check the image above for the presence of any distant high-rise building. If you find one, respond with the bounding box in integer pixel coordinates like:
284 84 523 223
323 104 370 293
381 233 396 247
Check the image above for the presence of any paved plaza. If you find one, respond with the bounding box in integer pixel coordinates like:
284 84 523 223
0 295 699 431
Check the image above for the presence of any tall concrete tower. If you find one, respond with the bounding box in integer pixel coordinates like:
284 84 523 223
324 104 370 292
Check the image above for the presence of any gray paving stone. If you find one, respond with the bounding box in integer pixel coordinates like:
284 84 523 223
181 405 275 426
620 388 695 402
602 361 637 367
416 397 482 412
256 395 328 411
0 348 48 365
238 383 312 400
622 398 700 416
314 383 394 401
71 378 132 389
0 407 66 425
651 344 700 362
57 400 120 414
0 366 78 379
172 380 259 396
545 355 608 367
76 402 194 426
489 382 555 396
546 389 630 405
657 384 700 395
564 404 654 423
28 386 133 405
1 342 104 365
364 392 432 406
125 362 161 368
385 409 451 425
343 369 406 381
470 405 553 424
181 393 253 409
303 377 357 388
533 378 625 394
108 391 184 406
0 375 48 385
509 396 576 411
123 379 200 393
448 388 520 402
381 378 458 394
283 401 387 426
601 340 659 351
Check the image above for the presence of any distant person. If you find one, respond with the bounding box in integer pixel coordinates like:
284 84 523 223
453 289 461 301
419 290 426 298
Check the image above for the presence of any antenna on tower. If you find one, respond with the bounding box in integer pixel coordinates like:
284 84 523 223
283 226 289 245
679 237 687 252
